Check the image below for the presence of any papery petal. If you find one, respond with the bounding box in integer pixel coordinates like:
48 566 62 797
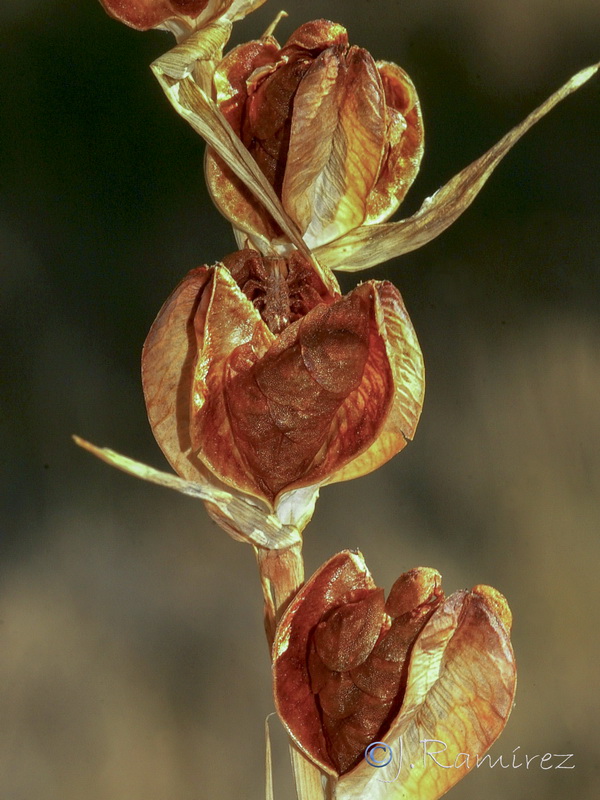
72 436 304 548
152 51 340 296
336 587 516 800
142 264 274 498
99 0 210 31
282 46 387 249
317 62 599 271
205 38 284 245
326 281 424 485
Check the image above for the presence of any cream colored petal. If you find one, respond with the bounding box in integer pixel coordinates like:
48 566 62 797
72 436 303 548
282 47 386 248
316 62 599 271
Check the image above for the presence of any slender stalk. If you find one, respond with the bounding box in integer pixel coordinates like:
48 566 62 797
254 543 327 800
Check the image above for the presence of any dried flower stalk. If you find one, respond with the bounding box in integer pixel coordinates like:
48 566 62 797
81 2 599 798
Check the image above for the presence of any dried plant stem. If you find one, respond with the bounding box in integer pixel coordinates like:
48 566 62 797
255 543 327 800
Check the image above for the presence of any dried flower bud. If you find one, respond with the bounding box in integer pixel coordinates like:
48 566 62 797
141 250 424 509
98 0 265 39
205 20 423 249
273 551 516 799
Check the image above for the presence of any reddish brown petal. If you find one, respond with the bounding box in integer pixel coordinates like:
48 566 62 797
217 281 394 499
274 554 447 777
141 264 273 493
313 589 385 672
281 20 348 53
273 551 377 775
364 60 424 223
326 280 424 485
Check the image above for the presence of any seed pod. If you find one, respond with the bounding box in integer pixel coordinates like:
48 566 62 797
142 250 424 506
206 20 423 250
273 551 517 799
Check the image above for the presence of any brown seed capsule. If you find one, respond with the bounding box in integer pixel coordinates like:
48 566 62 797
206 19 424 250
273 551 517 798
141 250 424 505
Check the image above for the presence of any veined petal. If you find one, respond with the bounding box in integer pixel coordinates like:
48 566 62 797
219 281 394 501
282 46 387 248
273 551 378 776
336 587 516 800
326 281 424 485
317 62 599 271
364 61 424 224
99 0 266 37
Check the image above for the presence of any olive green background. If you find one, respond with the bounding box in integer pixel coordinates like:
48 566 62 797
1 1 599 798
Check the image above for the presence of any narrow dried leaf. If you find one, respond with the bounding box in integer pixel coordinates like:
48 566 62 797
72 436 303 548
316 62 599 271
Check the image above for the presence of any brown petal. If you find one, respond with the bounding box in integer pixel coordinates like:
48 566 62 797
205 38 284 245
100 0 264 35
273 550 377 776
336 587 516 800
282 46 387 248
99 0 210 31
141 264 272 493
325 280 424 485
317 62 599 271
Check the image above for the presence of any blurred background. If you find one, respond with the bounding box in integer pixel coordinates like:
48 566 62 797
1 1 599 798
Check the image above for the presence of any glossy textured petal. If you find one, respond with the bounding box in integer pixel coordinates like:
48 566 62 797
317 62 599 271
335 588 516 800
326 281 424 484
99 0 210 30
99 0 264 34
220 281 394 500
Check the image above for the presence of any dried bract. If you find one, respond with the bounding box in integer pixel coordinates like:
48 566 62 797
273 551 516 799
141 250 424 507
205 20 424 249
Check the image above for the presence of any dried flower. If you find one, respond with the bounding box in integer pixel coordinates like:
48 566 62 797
151 27 598 269
98 0 266 39
273 551 516 798
142 249 424 505
205 19 424 250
